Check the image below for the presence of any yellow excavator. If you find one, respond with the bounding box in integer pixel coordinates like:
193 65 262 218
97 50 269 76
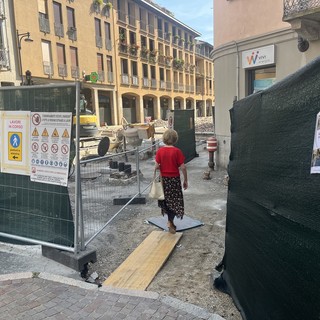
72 94 98 137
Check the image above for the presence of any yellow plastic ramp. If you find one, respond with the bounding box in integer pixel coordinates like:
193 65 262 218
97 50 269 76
103 230 182 290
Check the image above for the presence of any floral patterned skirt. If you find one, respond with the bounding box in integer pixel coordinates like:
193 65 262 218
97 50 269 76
158 176 184 220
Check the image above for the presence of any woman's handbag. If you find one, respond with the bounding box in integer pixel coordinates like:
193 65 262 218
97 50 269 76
149 172 164 200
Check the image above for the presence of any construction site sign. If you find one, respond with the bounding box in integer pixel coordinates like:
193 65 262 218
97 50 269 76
30 112 72 186
0 111 30 176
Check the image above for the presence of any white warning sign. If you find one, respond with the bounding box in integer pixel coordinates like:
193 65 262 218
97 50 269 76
30 112 72 186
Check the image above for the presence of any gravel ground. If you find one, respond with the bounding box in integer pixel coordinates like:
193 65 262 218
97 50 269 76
86 117 242 320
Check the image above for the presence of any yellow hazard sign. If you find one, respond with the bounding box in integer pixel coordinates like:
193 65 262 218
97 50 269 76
62 129 69 138
52 128 59 137
42 128 49 137
32 128 39 136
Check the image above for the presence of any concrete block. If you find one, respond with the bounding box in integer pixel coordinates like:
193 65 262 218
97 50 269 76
42 246 97 272
113 196 146 205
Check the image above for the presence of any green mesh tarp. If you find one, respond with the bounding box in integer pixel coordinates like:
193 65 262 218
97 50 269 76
171 109 197 163
0 85 75 247
215 57 320 319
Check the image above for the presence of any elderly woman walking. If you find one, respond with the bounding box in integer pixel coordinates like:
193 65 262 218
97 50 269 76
154 129 188 234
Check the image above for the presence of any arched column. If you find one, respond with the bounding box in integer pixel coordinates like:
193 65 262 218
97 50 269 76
92 88 100 127
138 96 144 123
154 96 161 120
111 89 118 125
117 94 123 124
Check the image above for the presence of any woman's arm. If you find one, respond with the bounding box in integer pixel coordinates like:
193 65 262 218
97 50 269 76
154 162 160 171
180 163 188 190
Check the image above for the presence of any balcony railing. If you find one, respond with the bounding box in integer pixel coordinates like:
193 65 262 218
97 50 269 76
54 22 64 37
67 27 77 41
105 39 112 51
119 43 128 54
71 66 80 79
0 47 9 68
107 71 114 83
131 75 139 86
283 0 320 18
58 64 68 77
166 81 172 90
98 70 105 82
96 36 103 48
121 74 129 85
159 80 166 89
151 79 157 89
0 0 5 19
43 61 54 76
39 15 50 34
142 77 149 87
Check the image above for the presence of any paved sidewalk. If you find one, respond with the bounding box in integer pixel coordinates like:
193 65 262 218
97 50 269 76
0 272 224 320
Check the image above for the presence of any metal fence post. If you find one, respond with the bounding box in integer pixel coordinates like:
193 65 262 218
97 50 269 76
136 147 141 196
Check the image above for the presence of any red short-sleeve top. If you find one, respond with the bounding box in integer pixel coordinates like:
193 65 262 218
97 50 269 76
155 146 185 177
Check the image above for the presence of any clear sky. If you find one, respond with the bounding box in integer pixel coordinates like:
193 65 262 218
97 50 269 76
157 0 214 45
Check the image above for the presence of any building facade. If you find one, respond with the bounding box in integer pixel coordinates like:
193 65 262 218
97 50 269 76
213 0 320 168
0 0 214 127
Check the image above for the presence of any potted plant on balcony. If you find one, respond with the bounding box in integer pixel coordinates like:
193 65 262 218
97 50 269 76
149 49 158 57
105 1 112 9
141 46 149 58
129 44 140 55
93 0 103 12
119 32 126 43
173 58 184 69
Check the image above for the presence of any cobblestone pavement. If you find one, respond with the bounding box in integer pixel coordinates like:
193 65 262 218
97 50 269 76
0 272 224 320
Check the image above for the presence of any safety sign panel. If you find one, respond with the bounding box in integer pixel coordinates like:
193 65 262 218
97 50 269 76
30 112 72 187
0 111 31 176
311 112 320 174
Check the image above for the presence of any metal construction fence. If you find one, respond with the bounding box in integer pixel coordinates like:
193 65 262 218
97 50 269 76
0 82 161 254
0 83 78 252
68 141 160 249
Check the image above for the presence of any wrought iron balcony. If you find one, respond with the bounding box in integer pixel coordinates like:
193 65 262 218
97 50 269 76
0 47 9 68
71 66 80 79
283 0 320 18
0 0 6 19
107 71 114 83
43 61 53 76
67 27 77 41
283 0 320 40
54 22 64 38
39 15 50 34
58 64 68 77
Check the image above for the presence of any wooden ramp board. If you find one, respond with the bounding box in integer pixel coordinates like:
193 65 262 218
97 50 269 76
103 230 182 290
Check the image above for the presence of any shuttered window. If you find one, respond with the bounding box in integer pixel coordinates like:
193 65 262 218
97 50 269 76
53 1 62 24
70 47 78 66
38 0 47 14
41 40 52 62
56 43 66 64
67 7 75 28
97 54 103 71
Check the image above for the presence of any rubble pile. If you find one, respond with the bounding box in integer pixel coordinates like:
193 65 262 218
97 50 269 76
154 117 214 133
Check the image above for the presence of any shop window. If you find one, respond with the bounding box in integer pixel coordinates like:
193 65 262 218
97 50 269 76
247 66 276 95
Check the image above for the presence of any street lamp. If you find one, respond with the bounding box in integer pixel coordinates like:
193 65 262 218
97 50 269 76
16 30 33 85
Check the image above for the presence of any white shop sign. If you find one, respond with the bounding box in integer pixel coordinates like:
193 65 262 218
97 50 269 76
242 45 275 69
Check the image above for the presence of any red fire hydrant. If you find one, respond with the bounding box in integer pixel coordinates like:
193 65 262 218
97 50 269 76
207 136 218 169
